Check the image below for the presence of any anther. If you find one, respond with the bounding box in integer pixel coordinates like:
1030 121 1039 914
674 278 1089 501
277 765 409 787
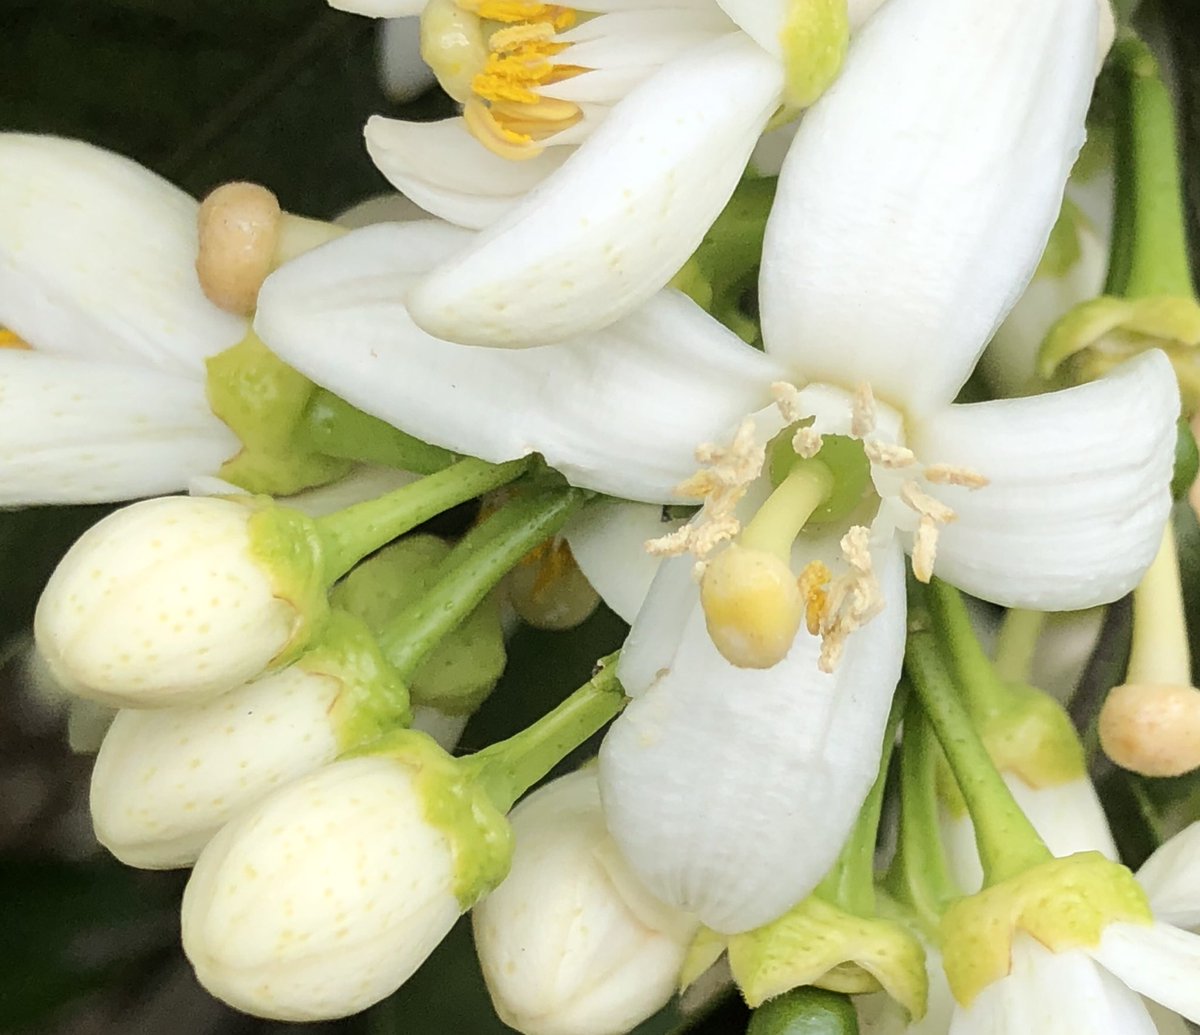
770 381 804 423
863 440 916 469
911 515 939 583
792 427 824 459
196 182 282 316
899 482 957 525
851 383 876 438
925 464 989 489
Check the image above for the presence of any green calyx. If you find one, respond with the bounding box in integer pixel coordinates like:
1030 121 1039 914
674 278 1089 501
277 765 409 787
726 896 927 1018
354 728 514 908
331 535 506 715
297 609 412 749
1037 294 1200 412
780 0 849 111
767 425 872 527
206 332 351 495
243 497 330 669
940 852 1153 1006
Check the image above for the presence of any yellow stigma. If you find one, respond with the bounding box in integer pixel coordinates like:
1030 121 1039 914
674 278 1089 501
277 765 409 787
0 329 31 350
700 545 805 669
423 0 585 159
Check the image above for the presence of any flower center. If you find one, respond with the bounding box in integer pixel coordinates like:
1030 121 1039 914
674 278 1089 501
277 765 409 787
422 0 587 160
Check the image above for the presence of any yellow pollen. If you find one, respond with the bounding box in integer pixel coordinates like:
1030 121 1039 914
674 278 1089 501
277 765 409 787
0 329 31 350
489 21 556 50
798 560 832 636
462 0 575 28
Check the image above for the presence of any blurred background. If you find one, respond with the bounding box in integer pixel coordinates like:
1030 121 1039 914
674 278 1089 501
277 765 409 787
2 0 1200 1032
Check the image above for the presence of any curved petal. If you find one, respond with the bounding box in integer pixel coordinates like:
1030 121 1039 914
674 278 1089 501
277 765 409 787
0 352 239 505
565 500 682 624
0 134 246 377
406 33 783 346
951 939 1157 1035
364 117 571 230
1093 922 1200 1025
255 223 782 502
598 539 906 934
378 16 436 102
1136 823 1200 930
328 0 424 14
907 352 1179 610
713 0 784 56
760 0 1097 415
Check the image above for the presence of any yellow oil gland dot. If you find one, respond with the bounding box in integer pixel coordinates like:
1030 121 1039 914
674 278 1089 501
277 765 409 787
425 0 585 159
507 537 599 630
0 329 31 349
700 545 805 669
196 182 282 316
1099 682 1200 777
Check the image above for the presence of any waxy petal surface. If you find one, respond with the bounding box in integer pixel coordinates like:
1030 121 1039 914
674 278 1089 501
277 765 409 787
1137 822 1200 931
1093 922 1200 1026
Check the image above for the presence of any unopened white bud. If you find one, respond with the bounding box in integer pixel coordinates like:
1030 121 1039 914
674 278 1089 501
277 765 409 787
474 769 698 1035
182 738 512 1020
35 495 327 708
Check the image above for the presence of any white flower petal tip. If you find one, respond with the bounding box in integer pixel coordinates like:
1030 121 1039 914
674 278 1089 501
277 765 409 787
474 769 698 1035
1093 921 1200 1028
912 351 1179 611
760 0 1099 413
405 33 784 347
255 223 782 502
0 133 245 375
34 496 311 708
182 756 462 1021
0 352 239 506
1137 822 1200 930
598 542 906 934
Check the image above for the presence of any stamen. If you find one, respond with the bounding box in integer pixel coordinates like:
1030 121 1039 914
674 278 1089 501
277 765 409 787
798 561 832 636
792 426 824 459
195 182 282 316
851 383 876 438
770 381 804 423
810 525 883 673
911 514 939 583
863 440 916 469
489 21 556 51
924 463 990 489
899 482 957 525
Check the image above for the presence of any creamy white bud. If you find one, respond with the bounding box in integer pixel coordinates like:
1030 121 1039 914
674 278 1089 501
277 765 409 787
35 495 321 707
182 754 476 1020
474 769 698 1035
90 664 342 869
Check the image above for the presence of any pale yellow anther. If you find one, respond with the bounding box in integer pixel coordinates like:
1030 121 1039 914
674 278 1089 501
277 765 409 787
792 426 824 459
489 20 556 51
507 537 600 630
851 383 876 438
800 526 883 673
925 464 989 489
770 381 804 423
911 514 939 584
700 545 805 669
899 482 957 525
196 182 282 316
863 440 916 469
1100 682 1200 777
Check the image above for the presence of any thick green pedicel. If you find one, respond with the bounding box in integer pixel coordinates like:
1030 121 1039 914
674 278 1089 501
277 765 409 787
298 609 412 749
243 497 330 669
331 535 506 714
780 0 849 111
356 729 514 909
206 332 351 495
747 987 860 1035
940 852 1153 1006
728 897 927 1017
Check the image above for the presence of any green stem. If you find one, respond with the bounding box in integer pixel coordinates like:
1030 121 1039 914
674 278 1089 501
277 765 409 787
1106 37 1195 299
296 389 457 474
991 608 1047 685
904 622 1051 887
816 686 906 917
466 653 626 811
315 457 529 583
380 488 585 680
925 579 1009 717
882 693 957 936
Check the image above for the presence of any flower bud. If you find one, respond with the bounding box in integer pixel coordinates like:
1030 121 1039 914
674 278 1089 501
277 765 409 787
90 612 408 869
474 769 698 1035
182 734 512 1020
35 495 327 708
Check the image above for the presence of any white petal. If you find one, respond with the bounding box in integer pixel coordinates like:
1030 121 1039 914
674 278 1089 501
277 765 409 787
378 16 435 101
598 539 906 933
0 134 246 377
328 0 424 14
565 500 681 624
942 775 1117 895
1093 922 1200 1025
713 0 785 56
951 938 1156 1035
406 33 783 346
907 352 1179 610
760 0 1097 414
364 117 570 230
0 352 238 505
1137 823 1200 931
256 223 781 502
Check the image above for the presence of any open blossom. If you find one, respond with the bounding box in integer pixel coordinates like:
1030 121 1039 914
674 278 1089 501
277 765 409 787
332 0 890 346
0 134 244 504
256 0 1173 932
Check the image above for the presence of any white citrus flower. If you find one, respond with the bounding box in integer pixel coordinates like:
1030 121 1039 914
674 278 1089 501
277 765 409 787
474 768 698 1035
